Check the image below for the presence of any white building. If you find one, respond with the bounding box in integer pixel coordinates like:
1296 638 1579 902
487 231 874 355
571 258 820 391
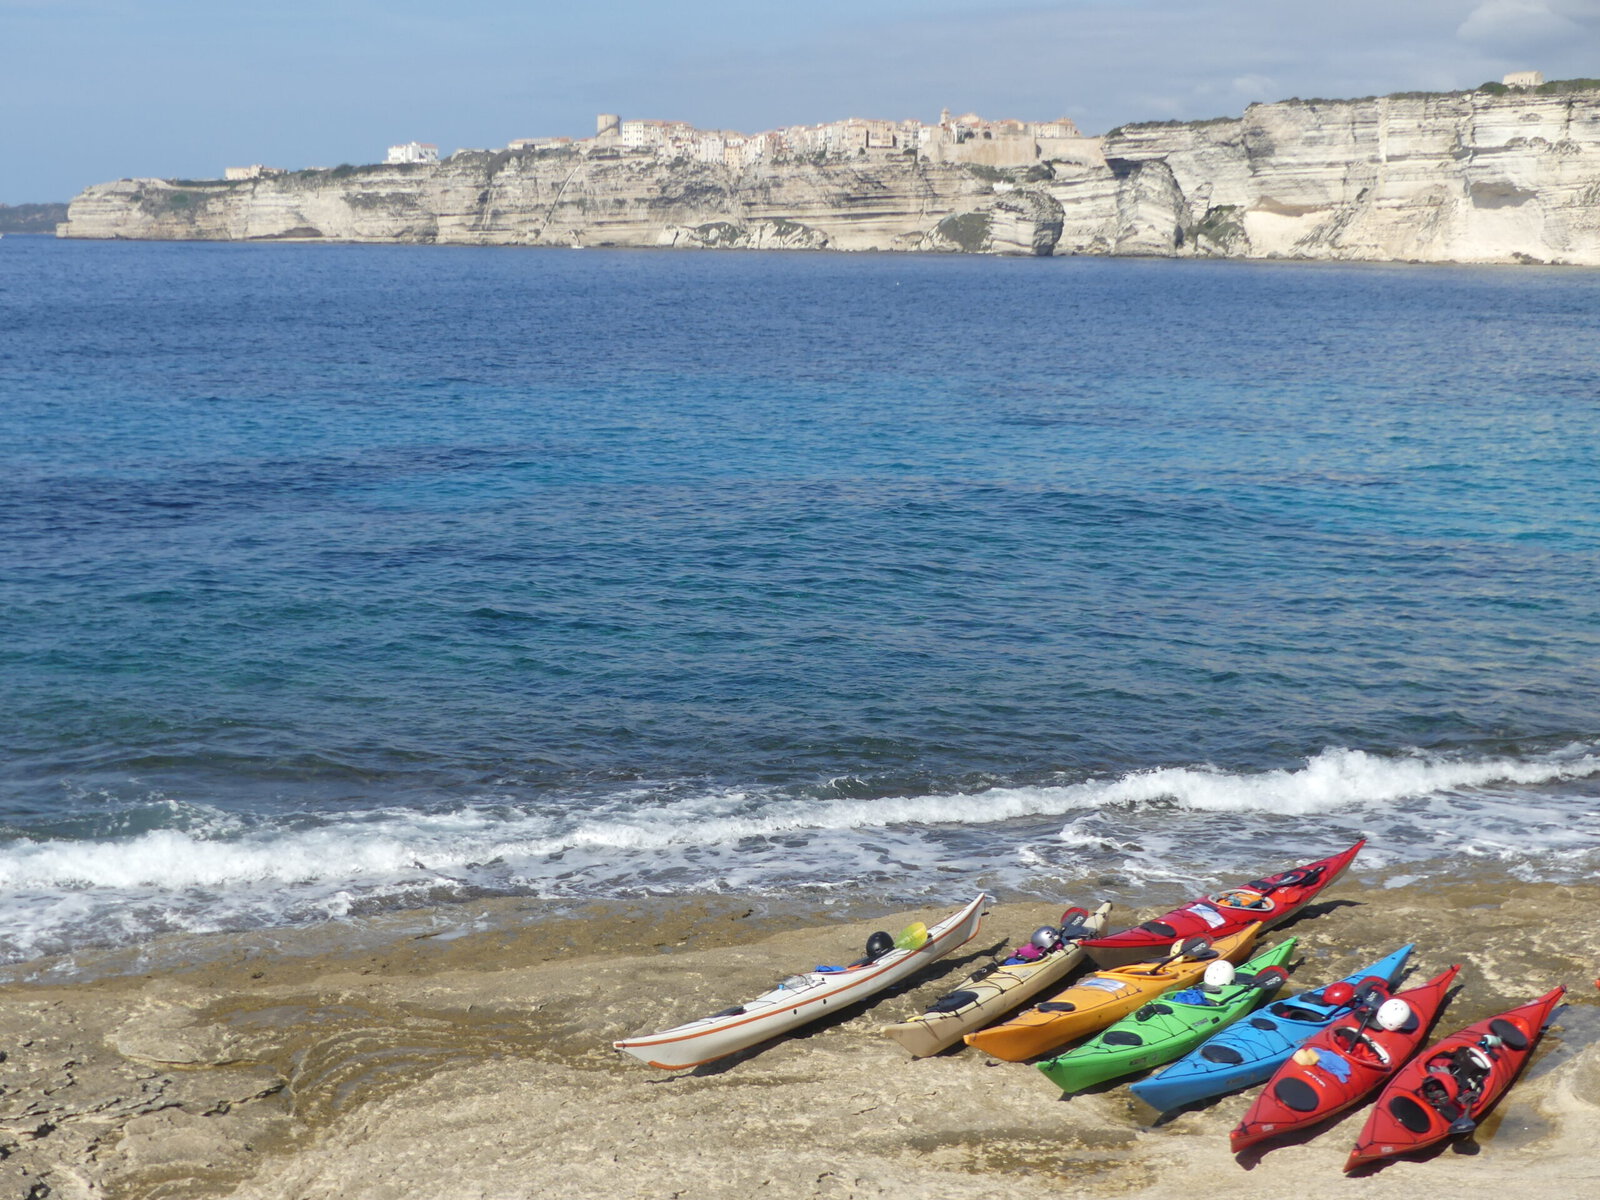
386 141 439 164
693 133 727 164
619 120 667 151
224 164 287 180
1502 71 1544 89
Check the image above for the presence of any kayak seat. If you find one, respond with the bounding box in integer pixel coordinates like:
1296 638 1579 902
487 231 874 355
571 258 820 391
1102 1030 1143 1046
1274 1006 1326 1023
1489 1018 1529 1051
848 931 895 968
1038 1001 1077 1013
1332 1026 1390 1064
1419 1075 1465 1122
927 990 981 1014
1249 1017 1278 1031
1141 921 1178 938
1201 1043 1245 1064
1390 1093 1435 1134
1273 1076 1321 1113
1253 865 1322 893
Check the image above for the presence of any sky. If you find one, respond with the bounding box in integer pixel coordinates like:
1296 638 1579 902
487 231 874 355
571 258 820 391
2 0 1598 204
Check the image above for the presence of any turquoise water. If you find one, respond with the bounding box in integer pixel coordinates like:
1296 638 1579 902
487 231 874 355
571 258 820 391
3 237 1599 961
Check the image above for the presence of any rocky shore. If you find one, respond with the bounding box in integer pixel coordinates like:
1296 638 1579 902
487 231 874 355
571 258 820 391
57 88 1600 265
4 877 1596 1200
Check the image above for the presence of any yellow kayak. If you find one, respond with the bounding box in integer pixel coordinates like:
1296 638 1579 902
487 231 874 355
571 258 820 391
963 922 1263 1062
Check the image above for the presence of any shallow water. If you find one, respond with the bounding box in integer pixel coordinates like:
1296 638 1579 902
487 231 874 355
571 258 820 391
3 237 1599 961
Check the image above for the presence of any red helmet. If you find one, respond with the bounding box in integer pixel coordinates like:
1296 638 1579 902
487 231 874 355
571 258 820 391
1321 982 1357 1008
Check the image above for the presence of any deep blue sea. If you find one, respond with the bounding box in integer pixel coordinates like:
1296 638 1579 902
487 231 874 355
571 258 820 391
3 236 1599 965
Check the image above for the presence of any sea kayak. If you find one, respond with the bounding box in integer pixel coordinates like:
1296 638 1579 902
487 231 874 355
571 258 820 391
1130 943 1414 1113
1037 937 1298 1094
1345 985 1564 1171
613 893 987 1070
881 902 1113 1058
1230 964 1460 1154
1081 839 1364 968
964 923 1263 1062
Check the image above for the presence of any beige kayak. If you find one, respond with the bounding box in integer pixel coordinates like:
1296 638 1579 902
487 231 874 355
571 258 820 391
880 902 1113 1058
614 894 988 1071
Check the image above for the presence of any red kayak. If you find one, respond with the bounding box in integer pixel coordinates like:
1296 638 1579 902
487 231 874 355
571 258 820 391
1230 964 1460 1154
1082 840 1364 968
1344 985 1564 1170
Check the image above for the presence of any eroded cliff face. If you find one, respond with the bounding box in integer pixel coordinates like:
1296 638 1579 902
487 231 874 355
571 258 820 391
59 153 1061 256
1098 90 1600 264
59 89 1600 264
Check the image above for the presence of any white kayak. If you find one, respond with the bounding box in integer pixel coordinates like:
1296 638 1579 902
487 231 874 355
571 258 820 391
880 900 1113 1058
613 894 989 1070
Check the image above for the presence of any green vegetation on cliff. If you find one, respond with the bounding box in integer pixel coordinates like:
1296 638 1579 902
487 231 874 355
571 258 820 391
1108 78 1600 135
1478 77 1600 96
0 202 69 233
935 212 992 252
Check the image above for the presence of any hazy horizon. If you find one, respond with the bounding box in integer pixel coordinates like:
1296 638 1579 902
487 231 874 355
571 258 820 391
4 0 1598 204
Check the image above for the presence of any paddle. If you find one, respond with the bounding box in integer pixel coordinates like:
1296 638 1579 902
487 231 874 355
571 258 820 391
1250 965 1290 993
1138 935 1214 974
1056 906 1094 942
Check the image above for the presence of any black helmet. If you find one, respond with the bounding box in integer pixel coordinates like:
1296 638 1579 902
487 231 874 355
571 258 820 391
864 930 894 961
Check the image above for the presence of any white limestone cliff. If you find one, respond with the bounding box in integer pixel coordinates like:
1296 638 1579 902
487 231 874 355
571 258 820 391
59 89 1600 264
1094 90 1600 264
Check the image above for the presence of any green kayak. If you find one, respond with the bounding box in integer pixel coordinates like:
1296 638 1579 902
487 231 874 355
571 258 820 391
1036 937 1297 1094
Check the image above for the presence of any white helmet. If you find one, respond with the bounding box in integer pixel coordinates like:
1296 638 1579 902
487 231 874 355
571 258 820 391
1375 998 1413 1032
1030 926 1062 953
1203 960 1236 988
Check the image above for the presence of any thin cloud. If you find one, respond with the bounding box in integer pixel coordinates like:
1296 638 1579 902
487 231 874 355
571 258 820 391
1457 0 1589 47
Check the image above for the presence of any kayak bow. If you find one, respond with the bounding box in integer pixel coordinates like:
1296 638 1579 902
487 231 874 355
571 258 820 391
1081 840 1364 968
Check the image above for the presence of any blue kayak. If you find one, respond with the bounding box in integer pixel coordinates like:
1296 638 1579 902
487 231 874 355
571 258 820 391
1128 943 1413 1114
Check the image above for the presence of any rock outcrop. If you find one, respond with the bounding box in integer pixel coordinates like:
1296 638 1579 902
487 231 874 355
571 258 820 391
58 153 1063 256
59 88 1600 264
1094 90 1600 264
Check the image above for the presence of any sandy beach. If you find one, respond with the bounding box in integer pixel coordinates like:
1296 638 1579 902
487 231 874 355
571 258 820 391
3 874 1596 1200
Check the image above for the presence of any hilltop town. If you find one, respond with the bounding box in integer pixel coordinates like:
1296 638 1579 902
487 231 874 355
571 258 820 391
509 110 1093 169
219 109 1101 182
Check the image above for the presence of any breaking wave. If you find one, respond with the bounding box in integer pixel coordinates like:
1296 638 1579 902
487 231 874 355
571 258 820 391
2 744 1597 964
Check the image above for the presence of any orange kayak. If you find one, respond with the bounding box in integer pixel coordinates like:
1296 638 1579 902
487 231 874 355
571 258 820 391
963 923 1262 1062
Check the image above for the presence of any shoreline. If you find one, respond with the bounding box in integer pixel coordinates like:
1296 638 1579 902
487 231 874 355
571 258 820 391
5 878 1597 1199
33 231 1600 271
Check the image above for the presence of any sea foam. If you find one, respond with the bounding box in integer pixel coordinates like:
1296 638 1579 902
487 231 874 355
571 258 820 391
1 745 1595 953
